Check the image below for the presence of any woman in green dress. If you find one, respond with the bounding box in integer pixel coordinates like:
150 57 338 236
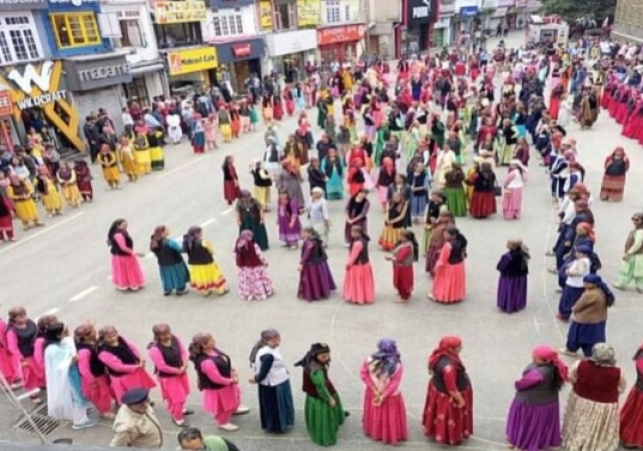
373 125 388 166
236 190 269 251
443 162 468 217
317 96 329 129
295 343 346 446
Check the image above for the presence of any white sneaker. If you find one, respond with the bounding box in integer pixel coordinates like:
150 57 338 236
72 418 98 430
218 423 239 431
234 405 250 415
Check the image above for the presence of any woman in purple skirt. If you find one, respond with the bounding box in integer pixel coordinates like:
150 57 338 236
297 227 336 301
277 191 302 249
496 239 530 313
506 345 568 451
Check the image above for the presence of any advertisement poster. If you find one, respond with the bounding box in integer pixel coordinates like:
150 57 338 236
297 0 321 27
259 0 273 30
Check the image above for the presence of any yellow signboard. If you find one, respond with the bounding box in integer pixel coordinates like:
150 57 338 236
167 47 218 76
259 0 273 30
154 1 206 24
297 0 321 27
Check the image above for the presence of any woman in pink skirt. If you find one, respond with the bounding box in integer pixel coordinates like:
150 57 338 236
148 324 192 427
74 323 114 418
0 302 21 389
343 225 375 304
502 159 527 220
6 307 45 403
360 338 408 444
97 325 156 405
34 314 59 384
203 116 218 151
108 219 145 291
429 226 467 304
188 333 249 431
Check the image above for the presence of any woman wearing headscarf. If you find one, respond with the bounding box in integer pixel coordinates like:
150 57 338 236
248 329 294 433
295 343 346 446
599 146 629 202
496 239 530 314
563 343 625 451
234 230 274 301
376 157 396 211
6 174 42 230
188 333 249 432
147 324 191 427
150 225 189 296
425 210 455 275
386 230 418 302
182 226 228 296
298 227 336 301
74 323 113 418
557 244 592 322
561 274 614 358
422 336 473 446
502 159 528 220
443 162 467 217
619 340 643 449
506 345 568 451
236 190 269 251
321 148 345 201
615 211 643 292
344 189 370 246
378 191 408 251
359 338 407 445
467 162 497 218
222 156 240 206
44 322 98 430
344 225 375 304
108 219 145 291
429 226 467 304
276 160 305 208
251 159 272 212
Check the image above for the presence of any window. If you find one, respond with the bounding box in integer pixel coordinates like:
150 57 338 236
275 2 296 30
0 14 42 65
212 8 244 37
119 19 143 47
326 0 340 24
51 13 101 48
344 4 351 21
123 77 149 107
154 22 202 49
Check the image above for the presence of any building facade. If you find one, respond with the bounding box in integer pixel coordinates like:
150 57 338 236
317 0 365 63
401 0 440 56
368 0 400 58
613 0 643 43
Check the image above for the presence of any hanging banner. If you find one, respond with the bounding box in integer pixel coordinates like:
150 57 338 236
296 0 321 27
259 0 273 30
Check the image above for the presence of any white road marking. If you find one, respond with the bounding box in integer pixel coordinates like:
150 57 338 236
533 317 542 334
69 286 99 302
156 156 209 180
144 253 155 259
0 213 84 255
36 308 60 321
16 389 41 401
200 217 217 227
220 207 234 215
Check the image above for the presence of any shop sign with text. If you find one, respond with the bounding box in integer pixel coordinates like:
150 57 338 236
0 91 12 116
0 0 46 12
297 0 320 27
154 0 206 24
167 47 218 75
259 0 272 30
0 61 82 150
64 55 133 91
407 0 439 25
232 44 252 57
48 0 99 6
317 24 365 46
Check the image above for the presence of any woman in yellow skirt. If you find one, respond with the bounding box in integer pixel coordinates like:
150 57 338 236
250 159 272 211
6 174 43 229
117 136 138 182
133 132 152 174
182 226 228 296
465 159 480 206
218 106 233 143
98 145 121 189
148 128 165 170
378 191 409 251
36 166 63 217
56 161 82 208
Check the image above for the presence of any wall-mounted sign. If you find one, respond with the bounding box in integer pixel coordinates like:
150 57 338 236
154 0 206 24
0 61 83 150
459 5 479 17
0 0 47 12
48 0 99 6
407 0 439 25
0 91 12 116
232 44 251 58
214 37 264 63
317 24 365 47
167 47 218 75
64 55 133 91
209 0 254 7
259 0 273 30
296 0 320 27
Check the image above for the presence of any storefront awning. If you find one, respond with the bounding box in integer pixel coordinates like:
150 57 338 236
492 7 508 17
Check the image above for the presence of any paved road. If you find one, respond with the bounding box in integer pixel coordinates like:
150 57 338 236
1 32 642 450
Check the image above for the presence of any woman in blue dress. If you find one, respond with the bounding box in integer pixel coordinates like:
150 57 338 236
295 83 306 112
150 225 190 296
321 148 345 200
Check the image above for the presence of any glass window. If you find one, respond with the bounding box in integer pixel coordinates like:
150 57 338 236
326 0 340 24
275 2 293 29
124 77 149 107
117 19 142 47
212 10 244 37
344 4 351 21
0 13 42 64
154 22 202 49
50 13 101 48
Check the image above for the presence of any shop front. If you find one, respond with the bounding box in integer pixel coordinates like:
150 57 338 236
402 0 439 55
455 5 480 34
0 61 84 153
498 0 516 28
433 16 452 48
317 24 365 64
213 37 264 93
166 47 219 95
264 29 317 82
0 89 17 150
64 53 133 131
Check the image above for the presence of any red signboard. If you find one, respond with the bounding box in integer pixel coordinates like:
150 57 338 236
0 91 12 116
232 43 252 57
317 24 365 46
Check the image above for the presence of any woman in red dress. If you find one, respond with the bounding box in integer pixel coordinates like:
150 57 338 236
386 230 418 302
467 162 497 219
284 87 295 116
549 84 564 120
428 226 467 304
230 103 241 139
422 336 473 446
620 340 643 449
222 156 240 205
622 96 643 138
273 93 284 121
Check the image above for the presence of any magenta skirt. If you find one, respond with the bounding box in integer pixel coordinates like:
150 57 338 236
111 255 145 290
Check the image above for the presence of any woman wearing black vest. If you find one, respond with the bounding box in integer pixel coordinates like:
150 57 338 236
343 225 375 305
74 323 113 417
620 341 643 448
188 333 249 431
147 324 192 427
422 336 473 446
182 226 229 296
108 219 146 292
96 325 156 405
150 225 190 296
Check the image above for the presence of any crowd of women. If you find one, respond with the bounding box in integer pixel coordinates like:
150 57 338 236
2 31 643 450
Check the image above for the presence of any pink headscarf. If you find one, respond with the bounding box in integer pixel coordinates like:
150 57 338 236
532 345 569 381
